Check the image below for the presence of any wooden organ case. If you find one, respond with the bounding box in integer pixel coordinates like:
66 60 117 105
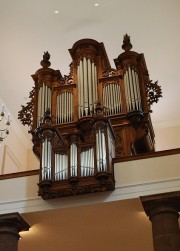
18 34 162 199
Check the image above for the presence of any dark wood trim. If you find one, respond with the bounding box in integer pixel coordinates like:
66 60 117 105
113 148 180 163
0 170 39 180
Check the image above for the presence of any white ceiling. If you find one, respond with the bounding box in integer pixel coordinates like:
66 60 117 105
0 0 180 143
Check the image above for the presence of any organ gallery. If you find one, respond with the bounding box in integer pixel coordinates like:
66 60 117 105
18 34 162 199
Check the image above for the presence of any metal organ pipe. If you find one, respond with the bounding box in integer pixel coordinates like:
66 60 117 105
80 148 94 177
102 130 107 171
98 130 102 171
128 68 135 110
134 69 142 109
55 153 68 180
56 92 74 124
102 83 122 115
124 73 129 111
83 57 88 116
64 91 67 122
96 132 100 171
94 63 98 102
107 128 115 169
77 66 81 117
70 143 77 177
37 83 52 126
96 129 107 172
124 67 142 112
90 148 93 175
77 58 98 118
88 59 93 113
116 84 122 113
126 71 131 110
62 92 64 123
80 60 84 117
45 85 47 110
92 63 95 112
41 138 52 180
37 87 42 126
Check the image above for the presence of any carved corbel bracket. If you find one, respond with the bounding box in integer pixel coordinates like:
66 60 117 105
126 110 144 126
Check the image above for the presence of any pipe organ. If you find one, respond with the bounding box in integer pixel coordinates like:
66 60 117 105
70 143 78 177
56 91 74 124
18 34 162 199
54 153 68 180
81 148 94 177
41 138 52 180
103 83 122 115
124 67 142 112
77 58 98 117
37 83 52 127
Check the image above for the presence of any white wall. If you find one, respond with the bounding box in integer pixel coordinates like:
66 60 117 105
0 98 39 173
154 124 180 151
0 126 28 174
27 150 39 171
0 131 39 174
115 154 180 187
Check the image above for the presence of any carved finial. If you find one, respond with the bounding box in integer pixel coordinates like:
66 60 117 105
122 34 132 52
95 101 106 117
43 108 52 124
40 51 51 68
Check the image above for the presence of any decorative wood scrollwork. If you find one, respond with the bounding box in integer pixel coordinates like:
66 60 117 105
102 67 119 77
59 63 73 85
146 80 162 107
18 87 35 129
76 51 96 65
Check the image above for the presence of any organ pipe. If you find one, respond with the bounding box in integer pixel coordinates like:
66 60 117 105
80 60 84 117
70 143 77 176
37 83 52 126
81 148 94 177
41 138 52 180
88 59 93 113
77 58 98 118
124 67 142 112
96 129 107 172
107 128 115 168
103 83 122 115
55 153 68 180
56 92 74 124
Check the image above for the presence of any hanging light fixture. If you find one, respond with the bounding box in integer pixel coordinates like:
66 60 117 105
0 104 10 142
